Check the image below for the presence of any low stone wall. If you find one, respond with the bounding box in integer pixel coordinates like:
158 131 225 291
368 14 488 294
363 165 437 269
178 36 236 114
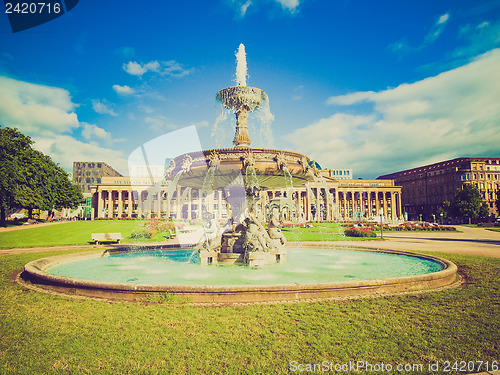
21 247 458 304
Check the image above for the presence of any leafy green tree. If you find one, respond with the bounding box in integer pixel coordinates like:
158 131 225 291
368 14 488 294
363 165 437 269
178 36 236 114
0 126 82 225
436 201 451 223
496 190 500 217
0 127 33 225
451 184 484 224
479 202 490 220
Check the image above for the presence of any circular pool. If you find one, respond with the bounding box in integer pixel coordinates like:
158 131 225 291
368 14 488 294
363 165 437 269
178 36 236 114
22 246 458 304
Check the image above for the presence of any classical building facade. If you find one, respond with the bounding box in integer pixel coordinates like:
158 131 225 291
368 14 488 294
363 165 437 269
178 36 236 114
73 161 122 194
90 171 403 222
378 157 500 220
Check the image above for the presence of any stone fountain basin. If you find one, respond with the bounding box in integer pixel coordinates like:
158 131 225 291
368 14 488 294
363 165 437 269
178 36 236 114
167 148 314 190
21 247 458 304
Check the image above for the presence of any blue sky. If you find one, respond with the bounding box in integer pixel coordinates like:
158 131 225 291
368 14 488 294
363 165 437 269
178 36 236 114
1 0 499 179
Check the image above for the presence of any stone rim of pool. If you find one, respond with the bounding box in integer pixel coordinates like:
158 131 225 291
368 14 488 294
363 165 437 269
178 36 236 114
21 246 459 304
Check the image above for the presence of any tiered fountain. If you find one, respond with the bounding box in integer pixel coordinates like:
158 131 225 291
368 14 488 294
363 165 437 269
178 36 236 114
21 44 458 304
166 44 315 267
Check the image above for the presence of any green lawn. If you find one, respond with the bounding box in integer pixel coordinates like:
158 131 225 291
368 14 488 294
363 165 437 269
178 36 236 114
0 221 377 249
0 249 499 374
282 223 378 241
0 221 145 249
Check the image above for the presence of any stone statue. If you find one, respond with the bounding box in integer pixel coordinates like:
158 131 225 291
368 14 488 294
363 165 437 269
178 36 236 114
241 208 271 252
267 207 286 245
198 212 221 252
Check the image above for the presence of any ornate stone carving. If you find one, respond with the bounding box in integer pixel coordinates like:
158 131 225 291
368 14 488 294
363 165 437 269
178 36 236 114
274 152 287 170
299 156 310 173
165 159 176 177
181 154 193 173
207 151 221 169
242 150 255 167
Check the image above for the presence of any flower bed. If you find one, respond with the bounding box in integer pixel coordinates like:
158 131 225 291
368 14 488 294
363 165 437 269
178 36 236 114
131 219 175 239
344 227 377 238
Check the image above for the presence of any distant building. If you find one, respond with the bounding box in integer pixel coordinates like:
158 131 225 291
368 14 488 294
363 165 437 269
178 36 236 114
73 162 122 194
128 164 165 179
378 157 500 220
319 168 353 180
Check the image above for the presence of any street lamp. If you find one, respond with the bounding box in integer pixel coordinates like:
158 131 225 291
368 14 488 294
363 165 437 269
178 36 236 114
440 213 444 225
379 208 384 239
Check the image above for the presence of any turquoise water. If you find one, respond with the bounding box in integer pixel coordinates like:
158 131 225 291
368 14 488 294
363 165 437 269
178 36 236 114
47 248 443 286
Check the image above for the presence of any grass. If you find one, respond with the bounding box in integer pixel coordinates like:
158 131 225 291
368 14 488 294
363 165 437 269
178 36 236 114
0 220 378 249
0 249 499 374
0 220 163 249
282 223 379 241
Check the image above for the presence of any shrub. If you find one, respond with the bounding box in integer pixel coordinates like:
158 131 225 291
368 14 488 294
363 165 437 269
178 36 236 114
344 227 377 238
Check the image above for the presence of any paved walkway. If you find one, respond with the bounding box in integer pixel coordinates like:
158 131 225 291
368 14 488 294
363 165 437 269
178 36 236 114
290 226 500 258
0 220 71 233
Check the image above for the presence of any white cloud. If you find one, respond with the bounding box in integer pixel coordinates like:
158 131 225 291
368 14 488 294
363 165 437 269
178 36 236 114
112 84 135 95
92 99 117 116
425 13 450 43
0 76 125 174
286 49 500 178
437 13 449 25
34 135 127 174
161 60 192 78
81 123 112 142
240 0 251 16
389 12 450 56
123 60 193 78
123 61 160 77
145 115 177 132
455 19 500 60
275 0 299 12
227 0 299 18
123 60 191 78
0 76 78 135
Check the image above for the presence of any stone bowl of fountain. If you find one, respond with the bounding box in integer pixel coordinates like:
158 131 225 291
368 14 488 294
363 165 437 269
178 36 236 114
216 86 267 112
166 148 313 190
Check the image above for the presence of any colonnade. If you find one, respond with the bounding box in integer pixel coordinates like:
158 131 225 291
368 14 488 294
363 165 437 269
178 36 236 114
91 182 403 222
263 187 403 222
91 186 226 220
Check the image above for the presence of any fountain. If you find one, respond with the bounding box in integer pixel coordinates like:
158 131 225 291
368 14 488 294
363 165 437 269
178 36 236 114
166 43 314 267
20 44 459 304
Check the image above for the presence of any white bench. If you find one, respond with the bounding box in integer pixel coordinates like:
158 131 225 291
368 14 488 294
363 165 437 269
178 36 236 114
91 233 123 245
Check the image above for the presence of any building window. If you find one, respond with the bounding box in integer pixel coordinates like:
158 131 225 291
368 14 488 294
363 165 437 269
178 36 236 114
98 163 102 168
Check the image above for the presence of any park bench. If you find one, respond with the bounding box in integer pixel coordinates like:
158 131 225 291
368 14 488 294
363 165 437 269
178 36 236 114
163 229 177 240
91 233 123 245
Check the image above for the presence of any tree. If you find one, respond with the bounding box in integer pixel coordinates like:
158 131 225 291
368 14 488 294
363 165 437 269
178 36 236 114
496 189 500 217
0 127 33 225
0 126 82 225
451 184 484 224
479 202 490 220
436 201 451 223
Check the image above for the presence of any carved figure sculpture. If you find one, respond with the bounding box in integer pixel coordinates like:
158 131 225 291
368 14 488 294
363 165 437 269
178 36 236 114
198 212 221 251
268 207 286 245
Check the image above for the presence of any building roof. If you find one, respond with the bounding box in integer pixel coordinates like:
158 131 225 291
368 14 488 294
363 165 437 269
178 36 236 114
378 157 500 180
